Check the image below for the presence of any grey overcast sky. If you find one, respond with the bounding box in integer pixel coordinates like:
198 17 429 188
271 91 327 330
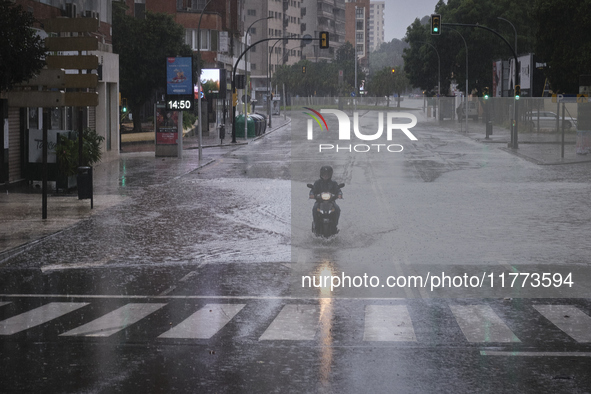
382 0 440 42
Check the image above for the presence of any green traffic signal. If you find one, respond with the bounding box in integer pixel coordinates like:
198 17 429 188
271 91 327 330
431 14 441 35
514 85 521 100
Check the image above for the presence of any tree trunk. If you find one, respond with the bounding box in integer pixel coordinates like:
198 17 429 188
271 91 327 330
131 103 143 132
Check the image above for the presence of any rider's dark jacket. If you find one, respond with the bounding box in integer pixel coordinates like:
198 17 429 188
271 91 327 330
309 179 342 198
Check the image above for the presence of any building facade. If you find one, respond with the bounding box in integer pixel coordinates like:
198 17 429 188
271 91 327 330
345 0 370 70
1 0 119 186
369 1 384 52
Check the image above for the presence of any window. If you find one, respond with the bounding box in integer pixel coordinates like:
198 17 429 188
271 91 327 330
356 32 363 43
356 21 364 31
247 9 256 16
249 27 256 35
185 29 210 50
355 7 364 19
251 63 257 70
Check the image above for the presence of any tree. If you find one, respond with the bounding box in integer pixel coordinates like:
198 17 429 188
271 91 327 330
369 66 409 107
403 0 538 95
534 0 591 93
113 2 193 131
369 39 409 76
0 0 47 92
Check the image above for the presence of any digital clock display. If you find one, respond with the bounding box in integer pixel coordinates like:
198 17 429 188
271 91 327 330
165 95 194 111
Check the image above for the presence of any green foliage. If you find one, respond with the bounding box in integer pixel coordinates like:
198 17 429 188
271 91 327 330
369 39 409 76
56 129 105 176
183 111 197 129
368 67 410 107
534 0 591 93
403 0 537 95
271 42 365 97
0 0 47 91
113 1 192 131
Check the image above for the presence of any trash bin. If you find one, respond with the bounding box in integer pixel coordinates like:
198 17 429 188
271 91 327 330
250 114 266 136
77 166 93 205
235 114 256 138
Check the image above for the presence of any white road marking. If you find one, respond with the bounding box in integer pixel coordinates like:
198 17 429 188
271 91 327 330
0 302 11 308
450 304 520 343
481 351 591 357
158 303 245 339
363 305 417 342
533 305 591 343
60 303 166 337
0 302 88 335
0 294 402 300
259 304 319 341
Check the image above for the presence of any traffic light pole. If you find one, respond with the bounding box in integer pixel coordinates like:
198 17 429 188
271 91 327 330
442 22 519 148
231 36 323 143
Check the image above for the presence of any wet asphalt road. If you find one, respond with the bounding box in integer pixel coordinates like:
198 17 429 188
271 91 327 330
2 104 591 393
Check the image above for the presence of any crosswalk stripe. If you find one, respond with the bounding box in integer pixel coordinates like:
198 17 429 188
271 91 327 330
363 305 417 341
158 304 245 339
533 305 591 343
60 303 166 337
0 302 89 335
259 304 319 341
0 302 11 308
450 305 520 343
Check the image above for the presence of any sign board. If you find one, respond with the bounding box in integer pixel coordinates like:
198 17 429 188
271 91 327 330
219 31 229 53
155 106 179 145
165 94 194 111
167 57 193 96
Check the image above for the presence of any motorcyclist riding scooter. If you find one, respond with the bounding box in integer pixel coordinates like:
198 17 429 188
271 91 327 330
307 166 344 238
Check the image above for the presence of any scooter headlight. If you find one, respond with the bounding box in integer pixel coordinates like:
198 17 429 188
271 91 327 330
320 192 331 201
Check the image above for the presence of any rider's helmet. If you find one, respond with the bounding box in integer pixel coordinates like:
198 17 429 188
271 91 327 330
320 165 333 180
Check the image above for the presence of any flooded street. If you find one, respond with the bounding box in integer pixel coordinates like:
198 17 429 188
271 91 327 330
2 108 591 393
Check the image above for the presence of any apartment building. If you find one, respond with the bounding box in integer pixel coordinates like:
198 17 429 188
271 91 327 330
369 1 384 52
345 0 370 70
1 0 119 185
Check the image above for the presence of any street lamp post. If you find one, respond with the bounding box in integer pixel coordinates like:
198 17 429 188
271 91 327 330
244 16 272 140
418 41 440 119
197 0 213 160
268 38 283 127
498 17 519 148
446 27 468 132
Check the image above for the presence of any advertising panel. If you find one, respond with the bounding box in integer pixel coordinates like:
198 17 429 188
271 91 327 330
166 57 192 95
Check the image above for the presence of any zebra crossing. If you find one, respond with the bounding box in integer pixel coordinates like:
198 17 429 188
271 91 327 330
1 299 590 346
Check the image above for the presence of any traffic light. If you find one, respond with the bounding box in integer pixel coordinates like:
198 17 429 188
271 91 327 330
514 85 521 100
232 90 238 106
302 66 306 74
391 68 396 74
431 14 441 35
483 87 490 100
319 31 329 49
121 98 127 113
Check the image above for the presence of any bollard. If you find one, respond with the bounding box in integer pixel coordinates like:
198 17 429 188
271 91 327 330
77 166 93 209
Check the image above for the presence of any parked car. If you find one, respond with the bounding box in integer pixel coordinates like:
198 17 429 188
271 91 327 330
457 101 479 121
526 111 577 131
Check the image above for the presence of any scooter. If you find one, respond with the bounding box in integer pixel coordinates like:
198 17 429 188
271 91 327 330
307 183 345 238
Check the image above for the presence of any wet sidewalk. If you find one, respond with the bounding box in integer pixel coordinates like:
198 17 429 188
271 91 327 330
420 112 591 165
0 116 290 263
